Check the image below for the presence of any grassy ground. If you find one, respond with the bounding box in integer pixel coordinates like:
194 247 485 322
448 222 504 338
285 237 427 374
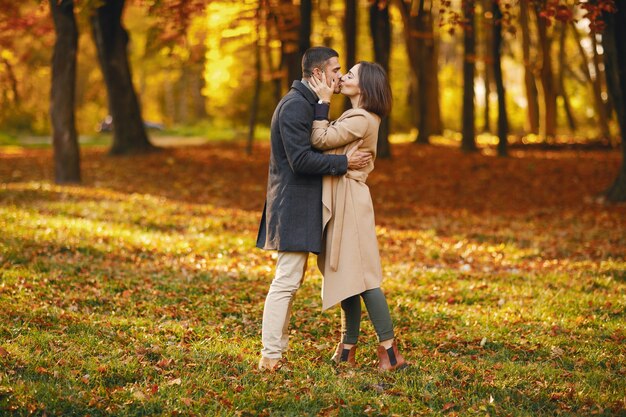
0 142 625 416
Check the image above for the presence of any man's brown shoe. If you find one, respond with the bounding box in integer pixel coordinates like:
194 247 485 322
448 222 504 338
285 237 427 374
258 356 283 371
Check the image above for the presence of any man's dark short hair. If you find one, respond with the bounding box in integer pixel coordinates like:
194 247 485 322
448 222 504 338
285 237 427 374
302 47 339 78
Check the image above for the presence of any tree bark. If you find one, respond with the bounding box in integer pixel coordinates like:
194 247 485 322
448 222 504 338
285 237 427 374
299 0 311 57
482 0 493 134
416 1 441 143
248 1 263 155
534 3 557 141
519 0 539 134
370 0 391 159
91 0 156 155
266 10 283 103
604 6 626 202
462 0 477 152
492 0 507 157
396 0 420 129
396 0 441 144
1 57 20 107
50 0 81 184
276 0 301 86
572 22 609 141
344 0 357 111
558 22 576 133
590 28 611 140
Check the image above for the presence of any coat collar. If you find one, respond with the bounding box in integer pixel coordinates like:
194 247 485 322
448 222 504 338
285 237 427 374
291 80 318 105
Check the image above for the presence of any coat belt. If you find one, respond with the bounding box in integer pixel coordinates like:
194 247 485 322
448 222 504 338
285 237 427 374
322 170 369 272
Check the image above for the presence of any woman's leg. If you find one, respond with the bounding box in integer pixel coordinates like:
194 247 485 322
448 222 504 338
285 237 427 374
340 294 362 345
362 287 407 370
361 288 395 347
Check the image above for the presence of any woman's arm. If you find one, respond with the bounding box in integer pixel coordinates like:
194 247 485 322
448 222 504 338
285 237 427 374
311 111 368 151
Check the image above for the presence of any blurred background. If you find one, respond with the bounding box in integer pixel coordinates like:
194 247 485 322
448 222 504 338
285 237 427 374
0 0 622 149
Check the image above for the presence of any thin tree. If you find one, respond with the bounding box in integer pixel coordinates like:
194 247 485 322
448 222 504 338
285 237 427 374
50 0 80 183
589 26 611 140
344 0 357 111
519 0 539 134
248 0 264 155
299 0 311 58
370 0 392 158
396 0 442 145
534 1 557 141
275 0 301 87
481 0 493 134
604 3 626 201
492 0 507 157
572 21 609 140
91 0 156 155
558 22 576 132
462 0 478 152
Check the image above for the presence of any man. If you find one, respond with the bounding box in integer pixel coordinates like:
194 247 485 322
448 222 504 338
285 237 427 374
256 47 372 371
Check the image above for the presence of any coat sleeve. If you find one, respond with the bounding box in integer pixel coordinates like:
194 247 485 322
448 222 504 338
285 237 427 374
279 98 348 176
310 111 368 151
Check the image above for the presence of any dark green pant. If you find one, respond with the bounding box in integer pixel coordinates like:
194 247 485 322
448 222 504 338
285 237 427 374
340 287 394 345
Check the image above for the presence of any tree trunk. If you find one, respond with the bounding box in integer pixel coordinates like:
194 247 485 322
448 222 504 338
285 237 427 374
416 1 440 143
396 0 441 144
396 0 420 129
590 28 611 141
266 11 283 103
344 0 357 111
462 0 477 152
572 22 609 141
370 0 391 159
534 3 557 141
1 57 20 107
177 67 189 124
248 1 263 155
519 0 539 134
558 22 576 133
428 34 443 135
191 69 207 120
492 0 507 157
482 0 493 134
299 0 311 57
50 0 81 184
91 0 156 155
604 6 626 202
276 0 301 87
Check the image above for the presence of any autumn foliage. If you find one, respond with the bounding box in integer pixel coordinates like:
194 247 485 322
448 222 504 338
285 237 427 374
1 142 624 415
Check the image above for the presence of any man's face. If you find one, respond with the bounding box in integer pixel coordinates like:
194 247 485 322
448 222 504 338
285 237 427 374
322 57 342 94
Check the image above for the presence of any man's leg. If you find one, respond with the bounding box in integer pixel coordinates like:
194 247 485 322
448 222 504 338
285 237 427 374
279 253 308 352
261 251 308 359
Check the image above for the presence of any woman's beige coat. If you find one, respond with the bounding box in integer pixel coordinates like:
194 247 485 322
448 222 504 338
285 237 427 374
311 108 383 310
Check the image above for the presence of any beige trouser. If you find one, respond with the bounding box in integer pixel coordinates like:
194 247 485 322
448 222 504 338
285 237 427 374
261 251 309 359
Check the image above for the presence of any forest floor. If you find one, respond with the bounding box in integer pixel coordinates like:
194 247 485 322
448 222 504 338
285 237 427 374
0 142 625 416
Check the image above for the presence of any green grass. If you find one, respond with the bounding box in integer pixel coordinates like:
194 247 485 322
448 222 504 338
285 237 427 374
1 172 625 415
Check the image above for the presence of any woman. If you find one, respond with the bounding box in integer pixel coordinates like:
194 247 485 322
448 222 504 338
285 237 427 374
309 62 407 371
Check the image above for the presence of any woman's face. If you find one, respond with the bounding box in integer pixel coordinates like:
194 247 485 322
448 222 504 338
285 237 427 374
340 64 361 97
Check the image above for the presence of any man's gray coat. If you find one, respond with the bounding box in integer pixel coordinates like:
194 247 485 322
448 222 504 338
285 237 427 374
256 81 348 254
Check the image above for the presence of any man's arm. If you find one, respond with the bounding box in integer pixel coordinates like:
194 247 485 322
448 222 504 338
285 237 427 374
279 98 348 176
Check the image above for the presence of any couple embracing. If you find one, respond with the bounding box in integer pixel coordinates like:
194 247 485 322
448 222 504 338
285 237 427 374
256 47 408 372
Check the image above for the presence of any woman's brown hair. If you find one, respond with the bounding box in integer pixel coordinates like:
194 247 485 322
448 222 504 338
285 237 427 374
357 61 392 117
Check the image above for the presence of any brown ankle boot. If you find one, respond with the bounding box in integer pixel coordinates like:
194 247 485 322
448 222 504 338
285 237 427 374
331 342 357 366
377 341 408 371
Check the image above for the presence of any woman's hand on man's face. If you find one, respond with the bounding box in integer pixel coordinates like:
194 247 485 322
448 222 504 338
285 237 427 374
310 70 335 103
